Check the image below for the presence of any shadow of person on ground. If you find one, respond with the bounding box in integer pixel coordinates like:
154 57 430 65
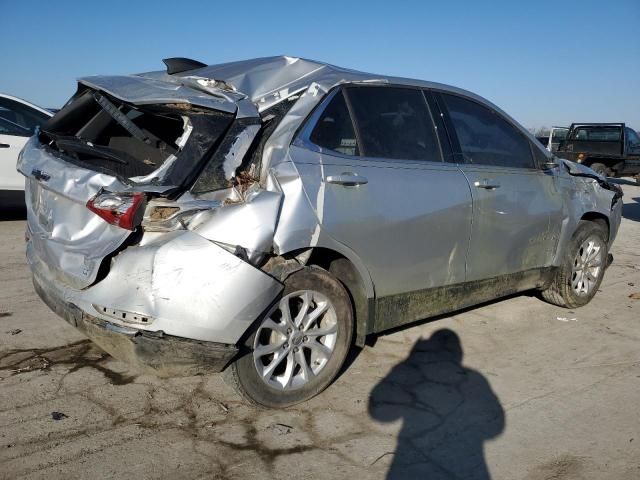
621 197 640 222
369 329 504 479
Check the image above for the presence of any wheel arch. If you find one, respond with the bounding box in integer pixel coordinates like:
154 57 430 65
271 245 374 347
580 211 610 241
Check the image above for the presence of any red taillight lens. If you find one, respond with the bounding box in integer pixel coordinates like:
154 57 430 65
86 192 145 230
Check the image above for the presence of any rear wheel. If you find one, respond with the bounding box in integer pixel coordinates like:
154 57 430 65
227 266 353 408
541 221 608 308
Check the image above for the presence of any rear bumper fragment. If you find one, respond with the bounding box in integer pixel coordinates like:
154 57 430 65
33 273 238 377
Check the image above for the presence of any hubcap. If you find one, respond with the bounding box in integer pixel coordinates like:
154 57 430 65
571 235 604 296
253 290 338 390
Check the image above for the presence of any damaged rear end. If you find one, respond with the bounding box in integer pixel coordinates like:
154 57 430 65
20 74 287 375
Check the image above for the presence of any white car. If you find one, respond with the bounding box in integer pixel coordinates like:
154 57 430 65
0 93 53 204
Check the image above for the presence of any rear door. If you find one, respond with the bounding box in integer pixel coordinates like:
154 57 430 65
436 91 564 282
292 85 473 327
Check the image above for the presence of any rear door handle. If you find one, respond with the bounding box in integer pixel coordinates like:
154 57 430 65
474 179 500 190
0 143 10 148
326 172 368 186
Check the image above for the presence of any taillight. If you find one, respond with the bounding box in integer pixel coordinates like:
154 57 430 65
86 192 145 230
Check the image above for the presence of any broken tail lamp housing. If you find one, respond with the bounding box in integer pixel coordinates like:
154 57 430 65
87 191 146 230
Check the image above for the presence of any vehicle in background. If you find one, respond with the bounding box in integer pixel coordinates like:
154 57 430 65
556 123 640 182
19 56 624 407
547 126 569 152
535 127 568 152
0 94 53 204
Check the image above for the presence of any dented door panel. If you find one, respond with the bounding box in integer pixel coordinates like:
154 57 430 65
460 165 565 281
290 146 473 297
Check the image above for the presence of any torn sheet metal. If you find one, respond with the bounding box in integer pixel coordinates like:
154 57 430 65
191 119 262 194
79 75 239 113
188 188 283 263
71 230 283 344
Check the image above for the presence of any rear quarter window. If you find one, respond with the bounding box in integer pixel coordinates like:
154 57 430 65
309 90 359 156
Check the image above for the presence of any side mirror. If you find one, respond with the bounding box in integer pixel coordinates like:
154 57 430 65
541 161 559 170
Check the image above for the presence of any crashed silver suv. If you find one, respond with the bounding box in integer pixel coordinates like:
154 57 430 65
20 56 623 407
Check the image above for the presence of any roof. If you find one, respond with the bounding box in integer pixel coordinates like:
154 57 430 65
0 93 53 117
145 55 494 113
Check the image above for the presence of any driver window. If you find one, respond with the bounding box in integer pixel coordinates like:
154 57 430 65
442 93 534 169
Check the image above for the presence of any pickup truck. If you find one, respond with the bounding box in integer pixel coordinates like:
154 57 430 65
556 123 640 182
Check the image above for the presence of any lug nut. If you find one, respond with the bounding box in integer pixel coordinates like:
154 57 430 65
303 336 308 342
283 343 288 349
294 347 299 353
286 328 292 334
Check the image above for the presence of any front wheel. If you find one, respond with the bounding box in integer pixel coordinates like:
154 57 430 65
541 221 608 308
227 266 354 408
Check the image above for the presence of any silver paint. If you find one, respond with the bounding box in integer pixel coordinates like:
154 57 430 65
21 55 623 356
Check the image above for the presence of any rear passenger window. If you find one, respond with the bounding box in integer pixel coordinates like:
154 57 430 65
310 91 359 156
346 87 441 161
442 93 534 169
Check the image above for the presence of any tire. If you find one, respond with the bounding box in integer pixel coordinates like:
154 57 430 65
226 266 354 408
541 220 608 308
588 162 608 177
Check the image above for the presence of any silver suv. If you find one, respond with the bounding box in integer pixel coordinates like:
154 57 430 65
19 56 623 407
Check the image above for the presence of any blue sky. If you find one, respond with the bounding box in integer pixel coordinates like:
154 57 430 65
1 0 638 129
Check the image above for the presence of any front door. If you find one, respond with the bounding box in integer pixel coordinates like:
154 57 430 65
437 92 564 282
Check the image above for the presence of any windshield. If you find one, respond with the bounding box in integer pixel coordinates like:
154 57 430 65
570 126 621 141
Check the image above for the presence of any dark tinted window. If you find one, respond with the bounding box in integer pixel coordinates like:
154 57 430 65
442 93 534 168
570 126 621 141
346 87 441 161
0 98 50 137
531 142 549 166
625 128 640 144
0 116 31 136
310 91 359 156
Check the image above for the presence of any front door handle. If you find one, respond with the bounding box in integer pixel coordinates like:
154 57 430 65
474 179 500 190
326 172 368 186
0 143 10 148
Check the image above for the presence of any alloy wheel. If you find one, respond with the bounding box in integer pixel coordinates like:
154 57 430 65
253 290 338 390
571 235 604 296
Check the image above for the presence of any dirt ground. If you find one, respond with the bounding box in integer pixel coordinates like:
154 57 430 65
1 182 639 480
